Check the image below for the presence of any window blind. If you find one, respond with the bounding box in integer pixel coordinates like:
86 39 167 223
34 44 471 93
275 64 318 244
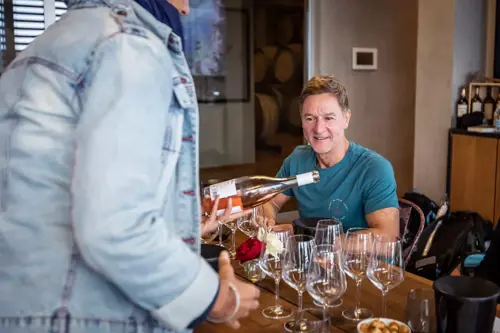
12 0 45 52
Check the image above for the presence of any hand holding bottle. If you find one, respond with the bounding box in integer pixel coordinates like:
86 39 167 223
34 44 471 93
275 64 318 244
208 251 261 328
201 196 252 238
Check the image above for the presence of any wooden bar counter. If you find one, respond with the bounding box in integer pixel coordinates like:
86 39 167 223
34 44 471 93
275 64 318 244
195 231 439 333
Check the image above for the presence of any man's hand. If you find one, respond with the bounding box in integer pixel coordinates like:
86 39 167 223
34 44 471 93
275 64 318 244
208 251 260 328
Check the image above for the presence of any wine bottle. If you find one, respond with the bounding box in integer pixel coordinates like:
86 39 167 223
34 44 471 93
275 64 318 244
202 171 320 216
456 87 468 128
471 87 482 113
483 87 495 125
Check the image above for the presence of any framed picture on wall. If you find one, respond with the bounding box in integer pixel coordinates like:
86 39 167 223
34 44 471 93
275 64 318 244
182 5 250 103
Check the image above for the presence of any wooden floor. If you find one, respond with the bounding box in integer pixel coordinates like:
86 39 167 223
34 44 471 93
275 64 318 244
200 132 303 212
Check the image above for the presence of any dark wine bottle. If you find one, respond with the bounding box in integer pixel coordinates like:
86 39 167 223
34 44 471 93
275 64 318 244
483 87 495 125
471 87 482 114
456 87 468 128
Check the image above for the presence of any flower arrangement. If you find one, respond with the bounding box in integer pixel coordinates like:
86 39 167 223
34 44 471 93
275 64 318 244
235 228 284 263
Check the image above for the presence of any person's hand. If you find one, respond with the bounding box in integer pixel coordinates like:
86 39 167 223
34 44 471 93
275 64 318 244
270 223 293 234
201 196 251 238
208 251 260 328
253 215 276 230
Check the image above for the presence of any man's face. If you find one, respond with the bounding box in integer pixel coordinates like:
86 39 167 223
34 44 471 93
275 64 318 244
168 0 190 15
301 93 351 155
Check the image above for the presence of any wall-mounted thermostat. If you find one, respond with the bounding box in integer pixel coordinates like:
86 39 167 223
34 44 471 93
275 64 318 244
352 47 378 70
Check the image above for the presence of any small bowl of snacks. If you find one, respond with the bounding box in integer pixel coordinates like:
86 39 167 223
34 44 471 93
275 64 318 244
357 318 411 333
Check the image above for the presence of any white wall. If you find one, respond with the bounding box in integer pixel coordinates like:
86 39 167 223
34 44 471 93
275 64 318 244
309 0 418 195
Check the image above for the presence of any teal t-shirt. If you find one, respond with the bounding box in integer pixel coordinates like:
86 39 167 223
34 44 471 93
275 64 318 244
276 142 399 230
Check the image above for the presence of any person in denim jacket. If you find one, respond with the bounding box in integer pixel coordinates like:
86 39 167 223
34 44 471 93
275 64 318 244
0 0 260 332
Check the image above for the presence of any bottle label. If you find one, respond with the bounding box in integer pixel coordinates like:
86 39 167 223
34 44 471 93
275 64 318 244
209 180 237 200
457 105 467 117
472 101 482 112
485 104 493 120
296 172 315 186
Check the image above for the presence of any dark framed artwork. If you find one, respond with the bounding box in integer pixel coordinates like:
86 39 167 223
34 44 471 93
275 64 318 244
182 5 250 103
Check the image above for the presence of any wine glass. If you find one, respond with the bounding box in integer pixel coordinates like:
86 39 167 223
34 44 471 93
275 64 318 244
312 218 344 307
282 234 316 332
237 206 263 238
259 228 293 319
293 308 330 333
220 218 238 258
200 223 220 244
314 218 343 248
367 235 405 318
306 244 347 319
342 228 374 321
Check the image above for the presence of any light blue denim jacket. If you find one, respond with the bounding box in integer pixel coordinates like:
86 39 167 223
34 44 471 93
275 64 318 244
0 0 219 332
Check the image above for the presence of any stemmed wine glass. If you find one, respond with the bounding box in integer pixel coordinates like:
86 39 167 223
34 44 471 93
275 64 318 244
342 228 374 321
219 218 238 258
237 206 263 238
282 234 316 332
367 235 405 317
312 218 344 307
259 228 293 319
306 244 347 319
200 223 220 244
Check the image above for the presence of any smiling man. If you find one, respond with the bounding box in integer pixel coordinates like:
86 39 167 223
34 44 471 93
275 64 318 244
263 75 399 237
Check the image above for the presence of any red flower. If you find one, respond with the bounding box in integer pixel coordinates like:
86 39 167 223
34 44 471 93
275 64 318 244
236 238 265 264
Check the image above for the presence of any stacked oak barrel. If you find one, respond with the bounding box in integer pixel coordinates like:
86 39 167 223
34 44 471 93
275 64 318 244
254 9 304 153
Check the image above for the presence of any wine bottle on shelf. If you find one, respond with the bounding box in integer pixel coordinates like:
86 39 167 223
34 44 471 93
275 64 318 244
471 86 483 114
483 87 495 125
456 87 468 128
202 171 320 216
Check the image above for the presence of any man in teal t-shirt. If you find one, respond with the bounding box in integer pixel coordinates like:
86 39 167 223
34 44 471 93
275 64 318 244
264 75 399 236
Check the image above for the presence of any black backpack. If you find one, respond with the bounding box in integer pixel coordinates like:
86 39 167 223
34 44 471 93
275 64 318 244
406 211 493 281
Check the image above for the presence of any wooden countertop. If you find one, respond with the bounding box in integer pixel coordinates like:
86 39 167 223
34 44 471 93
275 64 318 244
195 231 440 333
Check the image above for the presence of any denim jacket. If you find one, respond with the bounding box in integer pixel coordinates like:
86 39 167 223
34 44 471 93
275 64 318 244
0 0 219 332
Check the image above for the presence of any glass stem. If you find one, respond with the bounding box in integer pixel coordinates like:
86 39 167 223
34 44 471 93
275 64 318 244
381 290 388 318
218 225 223 247
354 279 362 315
274 278 281 309
297 291 303 313
231 230 236 253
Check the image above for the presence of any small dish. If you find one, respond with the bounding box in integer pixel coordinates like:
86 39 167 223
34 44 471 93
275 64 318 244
357 317 411 333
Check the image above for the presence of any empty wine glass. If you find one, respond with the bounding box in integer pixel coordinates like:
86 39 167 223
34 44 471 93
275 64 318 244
306 244 347 319
312 219 344 308
314 218 343 248
405 288 435 332
237 206 263 238
367 235 405 317
293 308 330 333
342 228 374 321
282 234 315 332
200 223 220 244
259 228 293 319
220 218 238 258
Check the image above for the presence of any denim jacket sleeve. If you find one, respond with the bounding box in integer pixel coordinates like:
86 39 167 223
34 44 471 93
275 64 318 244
71 32 219 331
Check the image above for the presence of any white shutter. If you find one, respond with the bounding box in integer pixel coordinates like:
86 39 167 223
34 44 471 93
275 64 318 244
12 0 45 52
55 1 67 21
0 0 5 70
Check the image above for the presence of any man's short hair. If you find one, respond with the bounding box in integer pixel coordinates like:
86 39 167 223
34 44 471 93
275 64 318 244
299 75 350 113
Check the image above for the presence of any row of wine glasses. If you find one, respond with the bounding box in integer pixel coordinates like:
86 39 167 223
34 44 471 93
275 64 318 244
257 217 405 331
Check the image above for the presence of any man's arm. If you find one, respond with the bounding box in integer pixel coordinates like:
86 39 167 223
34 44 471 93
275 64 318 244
366 207 400 238
263 193 291 222
72 32 219 331
363 158 400 238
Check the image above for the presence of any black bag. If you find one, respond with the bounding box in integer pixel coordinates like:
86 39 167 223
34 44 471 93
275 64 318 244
403 191 439 226
406 211 493 281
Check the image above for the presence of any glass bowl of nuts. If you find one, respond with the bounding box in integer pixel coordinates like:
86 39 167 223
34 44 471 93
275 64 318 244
357 318 411 333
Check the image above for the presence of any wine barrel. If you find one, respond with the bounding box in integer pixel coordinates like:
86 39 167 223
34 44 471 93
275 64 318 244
274 43 304 83
255 93 280 141
275 15 294 46
254 46 278 84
